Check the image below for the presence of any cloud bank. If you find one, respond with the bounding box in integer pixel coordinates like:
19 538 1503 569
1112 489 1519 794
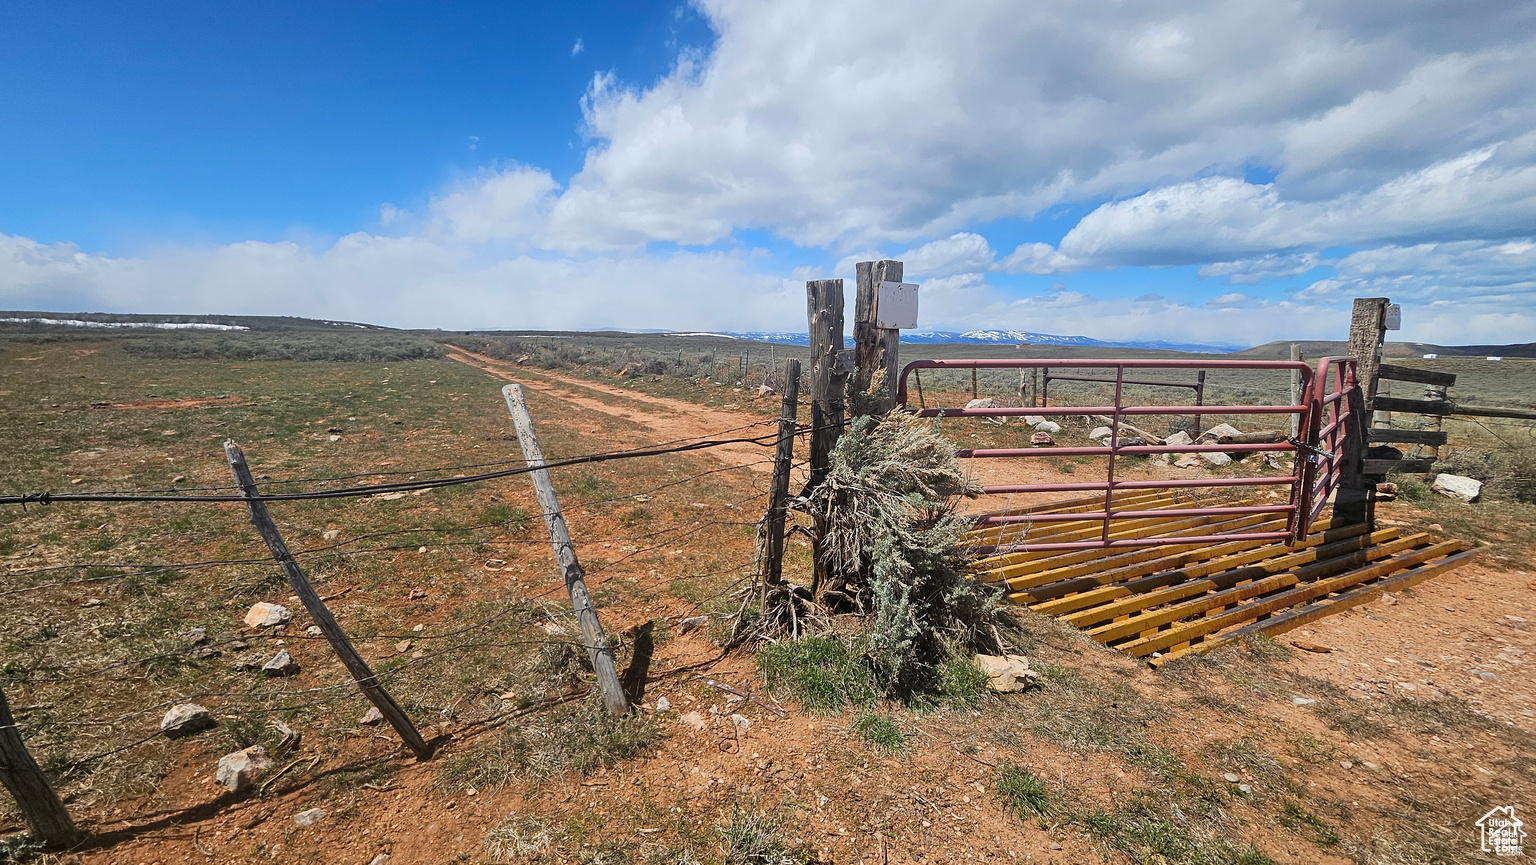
4 0 1534 344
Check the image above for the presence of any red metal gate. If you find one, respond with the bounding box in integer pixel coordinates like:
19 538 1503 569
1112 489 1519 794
1301 356 1361 526
896 358 1320 553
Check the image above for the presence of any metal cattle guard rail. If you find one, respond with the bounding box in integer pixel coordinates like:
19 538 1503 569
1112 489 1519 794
895 358 1318 553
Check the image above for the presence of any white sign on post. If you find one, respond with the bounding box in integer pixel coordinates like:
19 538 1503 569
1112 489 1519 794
875 281 919 329
1384 303 1401 330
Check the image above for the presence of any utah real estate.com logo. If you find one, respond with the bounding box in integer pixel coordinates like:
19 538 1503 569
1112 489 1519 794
1479 806 1527 857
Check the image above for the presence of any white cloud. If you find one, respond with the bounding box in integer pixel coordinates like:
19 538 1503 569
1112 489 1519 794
572 37 585 57
898 233 995 277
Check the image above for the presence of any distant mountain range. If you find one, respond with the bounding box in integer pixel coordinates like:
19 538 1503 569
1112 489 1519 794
696 330 1247 354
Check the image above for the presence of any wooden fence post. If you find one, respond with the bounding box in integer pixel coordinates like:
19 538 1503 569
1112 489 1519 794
806 279 848 491
1348 298 1389 414
501 385 628 715
853 260 903 415
0 684 80 848
761 359 801 591
225 441 433 759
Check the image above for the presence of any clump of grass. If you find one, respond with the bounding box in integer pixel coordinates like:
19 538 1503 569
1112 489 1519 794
484 814 553 863
756 636 877 714
1239 634 1292 663
437 693 660 791
718 808 800 865
996 763 1053 820
1075 796 1278 865
1278 800 1341 847
484 504 533 533
937 651 990 707
0 534 18 555
854 713 906 753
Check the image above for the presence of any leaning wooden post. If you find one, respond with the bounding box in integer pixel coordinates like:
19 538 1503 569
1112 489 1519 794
852 260 903 415
501 385 628 715
224 441 432 759
762 359 802 590
0 684 80 848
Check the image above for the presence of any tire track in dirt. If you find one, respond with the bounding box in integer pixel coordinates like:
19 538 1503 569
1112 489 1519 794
447 348 778 473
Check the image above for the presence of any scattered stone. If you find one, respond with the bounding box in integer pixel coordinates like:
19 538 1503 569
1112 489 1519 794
1290 641 1334 654
1292 696 1317 706
322 529 341 542
515 355 531 364
369 855 391 865
1222 772 1240 783
1362 761 1380 771
1030 432 1055 447
730 714 752 730
1196 423 1243 444
327 435 341 442
679 711 707 730
305 625 322 637
655 696 671 713
396 639 413 653
1163 430 1194 448
216 746 271 793
676 615 709 635
409 589 428 600
1474 670 1498 682
262 650 300 676
82 598 103 608
1200 451 1233 467
294 807 327 826
1089 426 1113 441
1340 760 1354 770
976 654 1041 693
191 645 222 660
1022 415 1045 426
244 602 291 628
231 659 261 673
359 707 385 726
171 474 187 484
161 703 215 738
757 384 776 398
187 627 208 644
1431 473 1482 503
1032 420 1062 434
1238 783 1252 794
1174 454 1203 468
965 398 999 410
1375 482 1399 501
1117 436 1147 448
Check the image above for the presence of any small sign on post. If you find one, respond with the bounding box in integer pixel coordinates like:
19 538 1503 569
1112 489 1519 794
875 281 920 329
1384 303 1401 331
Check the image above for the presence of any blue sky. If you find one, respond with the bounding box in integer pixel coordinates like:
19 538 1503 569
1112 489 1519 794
3 1 1534 346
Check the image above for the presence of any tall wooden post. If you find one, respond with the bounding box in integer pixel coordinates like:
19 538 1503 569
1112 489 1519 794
502 385 628 715
226 441 433 759
806 279 847 491
1348 298 1389 413
0 684 80 848
762 359 801 590
852 260 903 416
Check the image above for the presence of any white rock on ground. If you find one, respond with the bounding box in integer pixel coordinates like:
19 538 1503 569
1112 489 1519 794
243 602 291 628
359 707 385 725
1201 451 1234 467
262 650 300 676
1022 415 1046 426
965 398 998 409
975 654 1041 693
731 714 752 730
654 696 671 713
1032 420 1062 434
216 745 272 793
1197 423 1243 443
679 711 707 730
294 807 327 826
1164 430 1194 447
757 384 776 398
1432 473 1483 502
161 703 214 738
1030 432 1055 447
1089 426 1113 440
1174 454 1203 468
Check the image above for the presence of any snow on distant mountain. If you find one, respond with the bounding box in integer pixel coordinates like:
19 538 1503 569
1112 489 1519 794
697 330 1243 353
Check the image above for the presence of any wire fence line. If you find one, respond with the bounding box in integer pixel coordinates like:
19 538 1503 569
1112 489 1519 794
0 410 802 837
